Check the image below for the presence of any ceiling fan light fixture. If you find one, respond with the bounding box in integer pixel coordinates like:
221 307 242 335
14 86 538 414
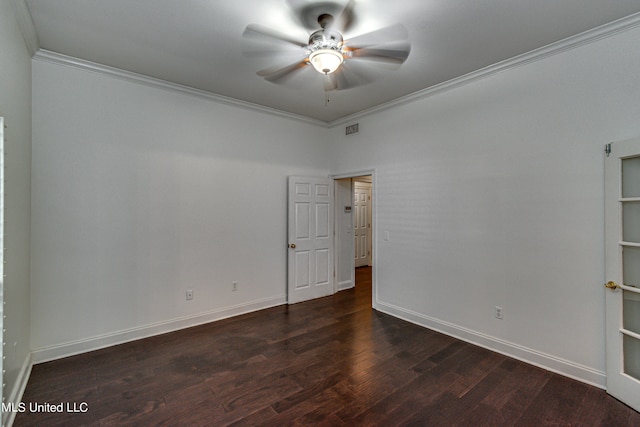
308 48 344 74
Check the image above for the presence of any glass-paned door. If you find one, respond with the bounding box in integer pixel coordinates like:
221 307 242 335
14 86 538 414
605 139 640 412
0 118 4 409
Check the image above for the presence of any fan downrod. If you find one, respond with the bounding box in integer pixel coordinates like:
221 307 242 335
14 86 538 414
317 13 334 29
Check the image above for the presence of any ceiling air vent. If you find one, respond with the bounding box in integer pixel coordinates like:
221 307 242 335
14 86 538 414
345 123 359 135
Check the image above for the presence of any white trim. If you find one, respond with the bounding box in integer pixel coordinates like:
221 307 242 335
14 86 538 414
337 280 354 291
31 295 286 364
622 329 640 340
328 11 640 128
330 170 376 180
621 241 640 248
2 353 32 427
32 50 327 128
376 300 607 389
8 0 40 56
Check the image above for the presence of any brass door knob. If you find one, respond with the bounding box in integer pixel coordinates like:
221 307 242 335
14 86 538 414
289 243 296 249
604 281 619 290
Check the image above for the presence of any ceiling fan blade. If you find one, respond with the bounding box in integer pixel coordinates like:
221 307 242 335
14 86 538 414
329 69 353 91
348 40 411 64
342 63 376 89
242 24 308 58
345 23 409 48
257 60 309 84
323 74 338 91
331 0 356 33
324 61 377 91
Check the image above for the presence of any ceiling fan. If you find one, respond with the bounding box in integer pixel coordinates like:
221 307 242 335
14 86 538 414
242 0 411 91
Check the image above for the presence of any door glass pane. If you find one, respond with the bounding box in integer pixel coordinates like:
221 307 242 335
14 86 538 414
623 202 640 243
622 156 640 198
624 291 640 335
623 335 640 381
623 246 640 287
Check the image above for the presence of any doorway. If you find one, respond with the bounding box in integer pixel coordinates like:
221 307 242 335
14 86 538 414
333 172 375 307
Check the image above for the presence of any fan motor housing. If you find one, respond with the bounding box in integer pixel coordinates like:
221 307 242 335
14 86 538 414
309 29 343 50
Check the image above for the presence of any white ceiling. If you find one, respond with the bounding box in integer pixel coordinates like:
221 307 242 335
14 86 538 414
22 0 640 123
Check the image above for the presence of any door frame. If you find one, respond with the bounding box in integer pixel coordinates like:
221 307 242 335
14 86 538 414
331 169 377 309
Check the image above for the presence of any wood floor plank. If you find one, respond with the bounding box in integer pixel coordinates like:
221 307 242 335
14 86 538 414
13 267 640 426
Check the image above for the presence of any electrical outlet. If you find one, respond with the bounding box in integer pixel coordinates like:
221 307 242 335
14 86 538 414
495 306 503 320
232 281 238 291
186 290 193 300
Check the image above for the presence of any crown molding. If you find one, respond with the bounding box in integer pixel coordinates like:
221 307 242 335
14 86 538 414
30 9 640 129
32 50 329 128
9 0 40 56
328 11 640 128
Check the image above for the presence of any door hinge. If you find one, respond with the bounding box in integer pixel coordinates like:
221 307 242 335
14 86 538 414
605 143 612 157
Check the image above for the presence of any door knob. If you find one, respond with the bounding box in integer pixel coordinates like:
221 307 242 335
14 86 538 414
604 281 620 290
289 243 296 249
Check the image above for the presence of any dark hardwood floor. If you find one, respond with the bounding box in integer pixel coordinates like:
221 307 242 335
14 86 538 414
14 267 640 426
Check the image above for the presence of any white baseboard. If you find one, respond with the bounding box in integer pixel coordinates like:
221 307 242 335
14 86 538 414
376 300 606 389
337 280 354 291
3 353 33 427
31 295 286 364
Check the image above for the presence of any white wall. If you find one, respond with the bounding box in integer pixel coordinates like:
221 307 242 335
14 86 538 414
0 0 32 420
31 58 330 360
329 24 640 386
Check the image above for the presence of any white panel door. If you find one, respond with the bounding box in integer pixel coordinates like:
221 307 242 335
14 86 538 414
288 176 334 304
354 182 371 267
604 138 640 412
